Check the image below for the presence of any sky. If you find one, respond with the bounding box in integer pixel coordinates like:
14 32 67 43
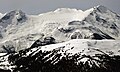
0 0 120 14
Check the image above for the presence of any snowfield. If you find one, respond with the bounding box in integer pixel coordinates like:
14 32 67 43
41 39 120 55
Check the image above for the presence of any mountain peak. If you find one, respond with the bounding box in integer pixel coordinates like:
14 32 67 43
1 9 26 20
10 9 22 13
6 9 25 17
54 8 83 13
0 9 27 28
94 5 108 13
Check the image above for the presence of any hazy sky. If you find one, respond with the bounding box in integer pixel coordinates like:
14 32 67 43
0 0 120 14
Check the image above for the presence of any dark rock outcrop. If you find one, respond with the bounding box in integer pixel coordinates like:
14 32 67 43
0 10 27 28
30 37 56 48
91 33 114 40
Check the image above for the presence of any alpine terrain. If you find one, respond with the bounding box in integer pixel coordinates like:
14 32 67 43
0 5 120 72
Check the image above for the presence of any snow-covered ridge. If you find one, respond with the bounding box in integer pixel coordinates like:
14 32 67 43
0 39 120 71
38 7 93 21
0 13 4 19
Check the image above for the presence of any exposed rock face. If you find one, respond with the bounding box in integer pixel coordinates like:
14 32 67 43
30 36 56 48
0 10 27 28
91 33 114 40
0 41 15 53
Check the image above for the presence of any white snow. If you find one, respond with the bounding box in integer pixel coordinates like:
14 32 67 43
25 39 119 57
0 13 4 19
0 5 120 70
0 7 94 50
0 5 120 52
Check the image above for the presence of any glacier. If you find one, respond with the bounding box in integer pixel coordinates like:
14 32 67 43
0 5 120 72
0 5 120 52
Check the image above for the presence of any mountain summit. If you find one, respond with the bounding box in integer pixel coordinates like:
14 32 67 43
0 10 27 28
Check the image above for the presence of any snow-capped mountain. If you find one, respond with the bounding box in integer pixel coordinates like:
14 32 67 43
0 5 120 52
0 5 120 72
